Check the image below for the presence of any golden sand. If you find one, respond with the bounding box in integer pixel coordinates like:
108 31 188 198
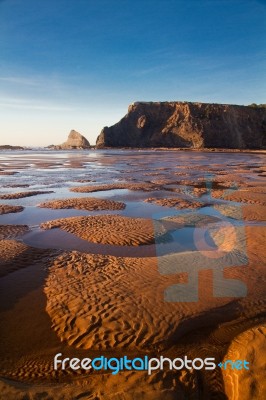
0 204 24 215
43 225 266 351
144 197 204 209
223 325 266 400
0 224 29 240
40 215 167 246
0 153 265 399
224 190 266 205
70 182 158 193
0 190 53 199
0 239 53 277
39 197 126 211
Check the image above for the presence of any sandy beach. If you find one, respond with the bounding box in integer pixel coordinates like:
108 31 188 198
0 149 265 399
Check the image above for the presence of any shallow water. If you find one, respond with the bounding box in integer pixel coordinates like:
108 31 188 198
1 149 265 251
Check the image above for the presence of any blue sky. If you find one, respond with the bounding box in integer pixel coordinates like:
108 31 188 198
0 0 265 146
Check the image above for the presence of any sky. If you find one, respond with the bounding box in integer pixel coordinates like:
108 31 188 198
0 0 265 146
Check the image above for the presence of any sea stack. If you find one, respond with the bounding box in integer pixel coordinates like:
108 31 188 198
96 101 266 149
51 130 90 149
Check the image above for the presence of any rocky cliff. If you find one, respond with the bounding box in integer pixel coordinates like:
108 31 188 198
51 130 90 149
96 102 266 149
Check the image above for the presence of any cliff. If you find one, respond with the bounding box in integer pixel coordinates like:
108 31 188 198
50 130 90 149
96 102 266 149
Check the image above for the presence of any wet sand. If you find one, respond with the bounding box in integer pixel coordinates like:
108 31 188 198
39 197 126 211
40 215 168 246
0 205 24 215
0 149 265 399
144 197 204 209
0 224 29 240
0 190 54 200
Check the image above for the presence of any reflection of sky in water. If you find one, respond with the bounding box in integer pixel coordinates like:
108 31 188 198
0 149 265 241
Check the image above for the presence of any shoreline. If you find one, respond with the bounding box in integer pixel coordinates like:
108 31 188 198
0 149 265 399
1 145 266 154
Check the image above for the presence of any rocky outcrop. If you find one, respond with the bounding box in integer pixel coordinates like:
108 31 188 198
96 102 266 149
50 130 90 149
0 145 24 150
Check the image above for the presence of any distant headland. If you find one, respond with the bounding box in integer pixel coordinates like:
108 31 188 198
96 101 266 149
0 145 25 150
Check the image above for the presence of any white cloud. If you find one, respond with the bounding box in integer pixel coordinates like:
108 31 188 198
0 97 74 111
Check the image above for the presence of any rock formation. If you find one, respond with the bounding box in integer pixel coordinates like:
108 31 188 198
96 102 266 149
50 130 90 149
0 145 24 150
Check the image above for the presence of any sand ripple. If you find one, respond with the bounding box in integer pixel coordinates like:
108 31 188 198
0 191 54 199
223 325 266 400
44 225 266 354
70 182 158 193
0 224 29 240
0 204 24 215
0 239 53 277
39 197 126 211
224 190 266 205
44 252 223 351
214 203 266 221
40 215 167 246
144 197 204 209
